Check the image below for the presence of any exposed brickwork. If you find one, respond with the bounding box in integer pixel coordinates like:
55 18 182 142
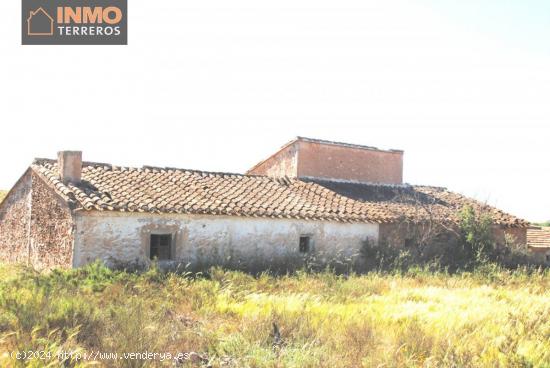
247 143 298 178
248 137 403 184
296 139 403 184
29 172 74 269
0 171 32 265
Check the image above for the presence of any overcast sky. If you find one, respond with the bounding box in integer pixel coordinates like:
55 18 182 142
0 0 549 221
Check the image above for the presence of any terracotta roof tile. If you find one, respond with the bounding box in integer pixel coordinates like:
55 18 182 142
527 228 550 248
31 159 528 227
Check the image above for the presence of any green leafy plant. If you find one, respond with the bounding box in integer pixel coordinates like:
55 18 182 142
457 205 495 268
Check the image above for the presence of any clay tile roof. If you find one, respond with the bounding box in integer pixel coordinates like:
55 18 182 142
527 227 550 248
30 159 529 227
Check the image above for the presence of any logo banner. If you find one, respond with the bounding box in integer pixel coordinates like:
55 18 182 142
22 0 127 45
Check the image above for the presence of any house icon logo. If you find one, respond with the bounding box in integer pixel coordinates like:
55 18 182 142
27 7 54 36
22 0 128 45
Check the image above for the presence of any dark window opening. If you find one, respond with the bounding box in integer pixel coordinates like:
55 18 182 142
546 254 550 262
299 236 311 253
405 238 415 248
150 234 172 260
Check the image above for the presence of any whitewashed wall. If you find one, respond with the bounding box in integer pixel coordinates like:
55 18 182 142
73 211 378 271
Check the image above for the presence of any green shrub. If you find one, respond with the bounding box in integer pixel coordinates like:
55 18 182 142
360 205 543 273
457 205 495 268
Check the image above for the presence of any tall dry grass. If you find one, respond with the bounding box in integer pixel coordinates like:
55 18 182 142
0 263 548 367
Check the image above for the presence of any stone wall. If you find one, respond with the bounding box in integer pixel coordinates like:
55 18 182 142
74 211 378 272
0 170 75 270
0 170 32 265
29 172 75 269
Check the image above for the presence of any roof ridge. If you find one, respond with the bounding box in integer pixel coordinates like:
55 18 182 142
296 136 403 153
33 157 297 181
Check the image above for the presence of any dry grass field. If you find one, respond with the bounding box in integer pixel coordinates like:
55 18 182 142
0 263 549 367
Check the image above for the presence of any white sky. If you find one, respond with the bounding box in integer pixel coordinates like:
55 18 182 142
0 0 549 221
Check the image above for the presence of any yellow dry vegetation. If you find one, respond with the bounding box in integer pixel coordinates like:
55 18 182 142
0 264 548 367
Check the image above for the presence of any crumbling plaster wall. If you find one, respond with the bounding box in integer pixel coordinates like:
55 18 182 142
74 212 378 272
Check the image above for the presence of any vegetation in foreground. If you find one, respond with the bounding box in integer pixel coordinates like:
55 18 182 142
0 263 549 368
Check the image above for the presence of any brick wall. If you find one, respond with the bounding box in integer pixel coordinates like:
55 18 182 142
248 138 403 184
0 170 32 265
247 143 298 177
297 140 403 184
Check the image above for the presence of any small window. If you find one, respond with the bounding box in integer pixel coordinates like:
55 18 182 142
546 254 550 262
299 236 311 253
150 234 172 260
405 238 415 248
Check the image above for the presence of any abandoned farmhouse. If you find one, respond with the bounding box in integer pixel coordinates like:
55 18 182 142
0 137 545 271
